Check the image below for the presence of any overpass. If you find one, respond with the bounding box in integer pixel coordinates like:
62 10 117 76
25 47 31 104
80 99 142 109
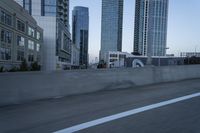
0 65 200 132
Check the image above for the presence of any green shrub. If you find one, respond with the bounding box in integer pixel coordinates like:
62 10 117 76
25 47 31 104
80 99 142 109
30 61 41 71
20 59 29 71
8 67 19 72
0 66 4 72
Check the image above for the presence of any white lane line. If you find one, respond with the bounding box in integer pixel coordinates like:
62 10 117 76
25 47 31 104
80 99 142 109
54 92 200 133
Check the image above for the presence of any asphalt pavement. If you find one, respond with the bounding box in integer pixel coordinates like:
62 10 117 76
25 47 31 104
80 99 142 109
0 79 200 133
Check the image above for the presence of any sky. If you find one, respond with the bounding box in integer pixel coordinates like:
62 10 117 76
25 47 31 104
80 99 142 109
70 0 200 63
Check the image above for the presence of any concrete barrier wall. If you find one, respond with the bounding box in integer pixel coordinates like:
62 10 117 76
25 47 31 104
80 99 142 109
1 65 200 106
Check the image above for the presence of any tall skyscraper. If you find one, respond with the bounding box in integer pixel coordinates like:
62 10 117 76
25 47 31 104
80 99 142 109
72 7 89 68
15 0 71 71
100 0 124 60
134 0 169 57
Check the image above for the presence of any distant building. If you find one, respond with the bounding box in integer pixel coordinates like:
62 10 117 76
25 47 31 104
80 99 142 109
100 0 124 61
15 0 71 71
72 6 89 69
104 51 184 68
104 51 129 68
134 0 169 56
0 0 43 70
180 52 200 57
71 43 80 69
126 56 184 68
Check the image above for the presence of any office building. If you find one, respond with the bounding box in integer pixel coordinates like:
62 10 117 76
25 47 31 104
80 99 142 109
104 51 128 68
100 0 124 61
134 0 169 56
72 6 89 68
0 0 43 70
15 0 71 71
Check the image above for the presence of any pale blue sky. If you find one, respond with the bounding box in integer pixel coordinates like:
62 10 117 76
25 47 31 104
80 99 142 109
70 0 200 62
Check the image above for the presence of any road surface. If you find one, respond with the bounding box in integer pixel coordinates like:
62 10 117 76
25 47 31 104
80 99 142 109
0 79 200 133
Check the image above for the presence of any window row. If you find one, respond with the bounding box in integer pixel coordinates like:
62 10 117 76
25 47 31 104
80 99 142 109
0 47 40 62
1 9 41 40
17 51 39 62
1 28 40 47
0 31 41 51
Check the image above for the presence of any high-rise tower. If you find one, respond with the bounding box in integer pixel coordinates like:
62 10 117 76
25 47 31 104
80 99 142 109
100 0 124 60
72 7 89 68
134 0 169 56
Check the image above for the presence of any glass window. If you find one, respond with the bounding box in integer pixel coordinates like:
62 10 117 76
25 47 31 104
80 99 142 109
0 30 4 42
17 50 24 61
0 11 12 26
0 47 11 60
36 43 40 52
28 40 34 50
17 36 25 47
28 26 35 37
17 20 25 32
1 11 5 23
5 14 12 26
36 32 41 40
37 54 40 62
23 0 32 15
1 29 12 44
41 0 56 16
110 54 117 58
5 31 12 44
28 53 34 62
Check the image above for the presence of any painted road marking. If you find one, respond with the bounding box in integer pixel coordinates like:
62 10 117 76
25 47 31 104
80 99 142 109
54 92 200 133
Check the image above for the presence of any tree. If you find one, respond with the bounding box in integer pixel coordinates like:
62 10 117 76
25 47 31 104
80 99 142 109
0 66 4 72
184 56 200 65
20 59 29 71
97 60 107 69
30 61 41 71
8 67 19 72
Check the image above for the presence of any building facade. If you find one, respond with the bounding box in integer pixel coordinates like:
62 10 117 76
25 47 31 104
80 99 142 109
104 51 128 68
0 0 43 70
15 0 71 71
72 6 89 68
134 0 169 56
180 52 200 57
100 0 124 61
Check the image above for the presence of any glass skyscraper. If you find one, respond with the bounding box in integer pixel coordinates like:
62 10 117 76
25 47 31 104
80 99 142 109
100 0 124 60
72 7 89 68
15 0 71 71
134 0 169 56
